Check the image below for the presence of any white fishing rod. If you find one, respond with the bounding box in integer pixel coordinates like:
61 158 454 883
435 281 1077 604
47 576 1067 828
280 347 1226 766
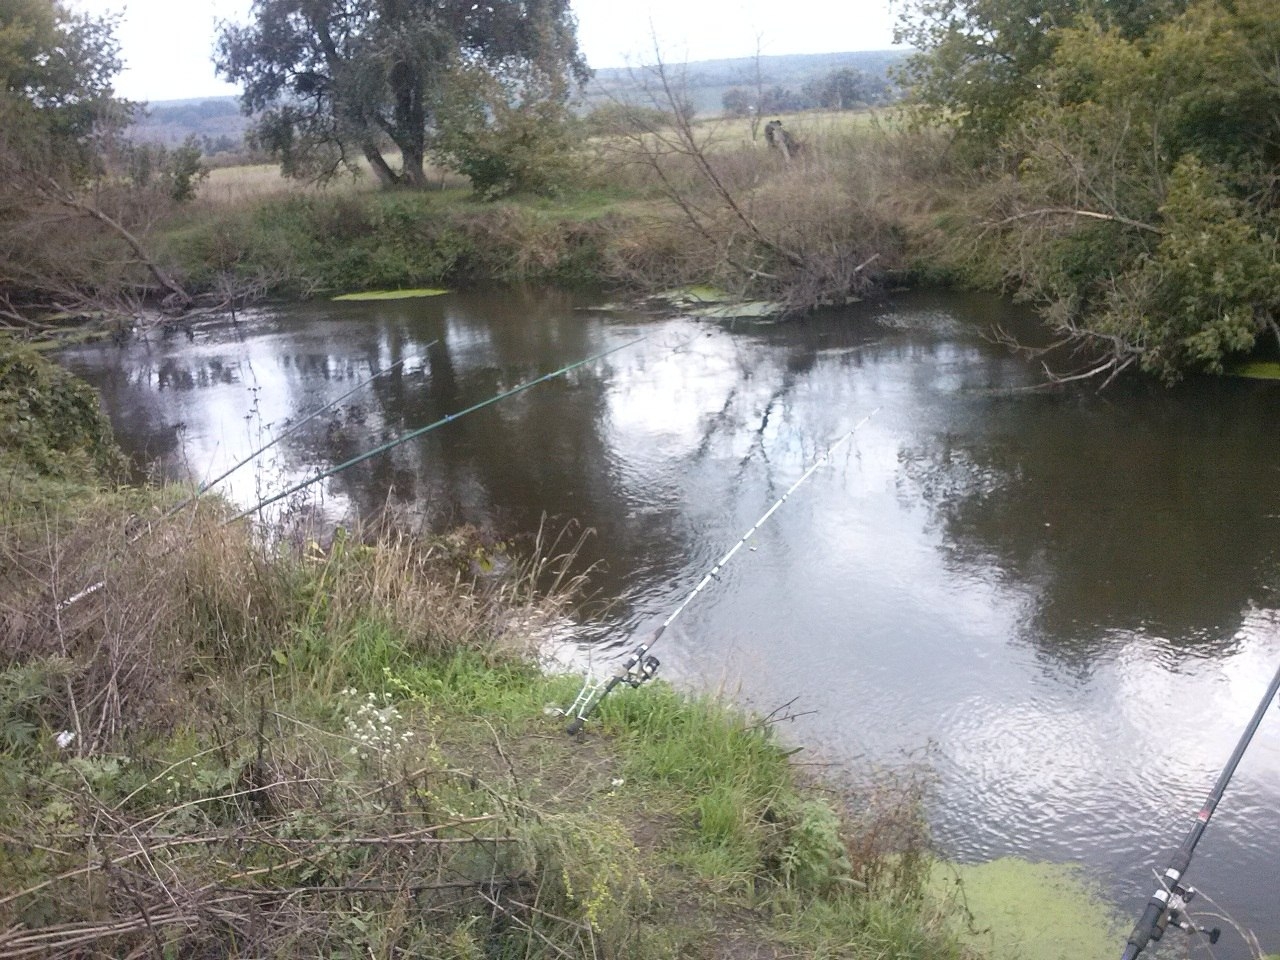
564 407 880 734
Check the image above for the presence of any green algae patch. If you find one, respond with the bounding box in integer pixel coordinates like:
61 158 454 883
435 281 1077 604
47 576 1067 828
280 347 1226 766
1226 360 1280 380
331 288 450 301
932 858 1125 960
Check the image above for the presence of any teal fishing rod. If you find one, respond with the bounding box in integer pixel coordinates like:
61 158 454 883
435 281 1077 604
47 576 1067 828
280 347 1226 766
228 337 646 524
564 407 880 734
1121 658 1280 959
163 346 434 520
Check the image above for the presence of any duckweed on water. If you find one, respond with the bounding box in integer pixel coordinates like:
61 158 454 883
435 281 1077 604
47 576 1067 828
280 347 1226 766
934 858 1126 960
331 288 450 301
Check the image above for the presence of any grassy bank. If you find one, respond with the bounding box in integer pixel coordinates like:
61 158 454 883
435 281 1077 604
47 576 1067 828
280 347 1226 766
1 345 977 958
150 111 950 307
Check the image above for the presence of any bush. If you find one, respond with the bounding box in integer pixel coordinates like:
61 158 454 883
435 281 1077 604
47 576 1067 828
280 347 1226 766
432 66 583 200
0 343 124 482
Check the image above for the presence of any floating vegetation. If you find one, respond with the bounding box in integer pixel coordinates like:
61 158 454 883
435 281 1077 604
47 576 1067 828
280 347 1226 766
331 288 450 301
685 300 781 319
1226 361 1280 380
932 858 1125 960
609 287 787 320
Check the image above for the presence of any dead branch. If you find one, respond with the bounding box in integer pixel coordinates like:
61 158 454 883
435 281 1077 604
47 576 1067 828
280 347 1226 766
982 207 1163 235
21 170 192 308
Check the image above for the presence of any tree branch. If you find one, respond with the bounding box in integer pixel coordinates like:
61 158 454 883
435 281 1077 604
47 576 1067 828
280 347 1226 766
983 207 1163 235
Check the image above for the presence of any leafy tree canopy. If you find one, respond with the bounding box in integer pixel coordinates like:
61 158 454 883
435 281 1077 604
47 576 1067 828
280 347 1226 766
216 0 588 189
931 0 1280 382
894 0 1188 146
0 0 126 176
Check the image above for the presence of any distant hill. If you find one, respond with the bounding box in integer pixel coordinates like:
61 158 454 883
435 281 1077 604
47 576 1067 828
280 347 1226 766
128 97 250 153
128 50 910 154
584 50 908 115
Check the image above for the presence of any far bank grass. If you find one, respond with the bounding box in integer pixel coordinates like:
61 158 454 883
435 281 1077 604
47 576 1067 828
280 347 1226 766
161 186 630 297
157 110 950 304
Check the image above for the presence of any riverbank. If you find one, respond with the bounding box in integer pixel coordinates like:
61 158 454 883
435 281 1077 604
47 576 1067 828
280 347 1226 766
145 113 939 312
1 343 978 958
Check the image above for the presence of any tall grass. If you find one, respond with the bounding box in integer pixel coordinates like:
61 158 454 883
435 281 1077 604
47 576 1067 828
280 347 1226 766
579 108 954 308
0 476 972 959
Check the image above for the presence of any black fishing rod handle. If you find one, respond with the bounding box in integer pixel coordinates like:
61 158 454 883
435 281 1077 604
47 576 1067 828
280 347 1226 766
1121 897 1166 960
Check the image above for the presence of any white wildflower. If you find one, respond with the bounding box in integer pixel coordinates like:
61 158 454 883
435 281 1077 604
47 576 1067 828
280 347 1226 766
55 730 76 749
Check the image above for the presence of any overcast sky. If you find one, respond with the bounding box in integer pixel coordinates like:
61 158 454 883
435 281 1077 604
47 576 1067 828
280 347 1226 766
69 0 904 102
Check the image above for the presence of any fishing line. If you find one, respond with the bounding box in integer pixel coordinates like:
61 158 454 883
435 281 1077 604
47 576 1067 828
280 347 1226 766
162 345 435 521
1121 658 1280 959
227 336 647 524
564 406 880 734
56 346 434 610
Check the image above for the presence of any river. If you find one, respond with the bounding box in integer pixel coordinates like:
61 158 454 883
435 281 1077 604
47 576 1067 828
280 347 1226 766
58 286 1280 957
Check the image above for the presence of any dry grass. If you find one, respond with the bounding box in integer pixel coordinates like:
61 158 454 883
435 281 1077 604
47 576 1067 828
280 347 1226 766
584 108 932 308
0 493 585 756
196 160 469 208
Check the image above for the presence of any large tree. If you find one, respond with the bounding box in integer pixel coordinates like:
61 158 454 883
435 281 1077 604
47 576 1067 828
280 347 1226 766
0 0 125 178
0 1 192 327
216 0 587 188
894 0 1187 148
904 0 1280 383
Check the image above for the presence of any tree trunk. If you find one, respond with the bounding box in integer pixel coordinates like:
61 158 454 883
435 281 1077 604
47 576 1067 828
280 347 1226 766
362 144 399 187
399 142 428 188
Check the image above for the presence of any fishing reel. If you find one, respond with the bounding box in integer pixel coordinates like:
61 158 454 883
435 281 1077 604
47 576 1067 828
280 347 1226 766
619 650 661 687
1150 883 1220 946
562 647 661 734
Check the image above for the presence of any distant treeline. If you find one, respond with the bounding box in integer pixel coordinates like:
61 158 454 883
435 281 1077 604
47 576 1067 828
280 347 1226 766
129 96 251 154
586 50 906 116
129 50 908 153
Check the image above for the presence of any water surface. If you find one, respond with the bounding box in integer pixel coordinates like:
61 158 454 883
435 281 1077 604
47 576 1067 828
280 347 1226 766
60 287 1280 957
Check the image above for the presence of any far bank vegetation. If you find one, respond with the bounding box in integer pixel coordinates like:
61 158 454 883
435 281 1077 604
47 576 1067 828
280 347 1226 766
4 0 1279 386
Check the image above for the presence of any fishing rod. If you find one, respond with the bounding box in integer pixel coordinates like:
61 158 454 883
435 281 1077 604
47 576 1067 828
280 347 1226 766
563 407 880 735
227 337 646 524
1121 658 1280 960
162 346 435 520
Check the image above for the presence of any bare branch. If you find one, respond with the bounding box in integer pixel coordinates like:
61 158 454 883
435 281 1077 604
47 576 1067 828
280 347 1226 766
983 207 1163 235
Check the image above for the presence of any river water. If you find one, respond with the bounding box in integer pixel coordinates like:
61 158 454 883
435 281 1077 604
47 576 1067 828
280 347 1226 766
59 287 1280 957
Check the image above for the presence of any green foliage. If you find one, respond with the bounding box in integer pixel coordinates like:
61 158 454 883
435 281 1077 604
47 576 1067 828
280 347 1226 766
911 0 1280 382
0 343 124 481
895 0 1187 147
0 662 58 754
0 0 128 177
778 798 855 895
215 0 587 189
161 188 618 294
432 63 582 199
123 134 208 203
895 0 1081 147
1127 157 1280 379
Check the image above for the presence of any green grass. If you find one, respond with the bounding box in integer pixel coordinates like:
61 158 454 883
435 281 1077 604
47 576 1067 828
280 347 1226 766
0 479 976 958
